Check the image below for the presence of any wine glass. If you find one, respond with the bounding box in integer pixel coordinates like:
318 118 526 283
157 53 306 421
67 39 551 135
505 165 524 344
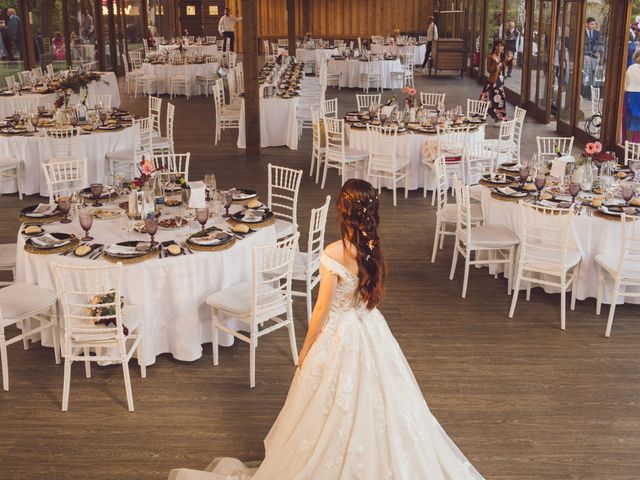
69 113 78 128
12 112 20 125
144 217 159 246
58 196 72 223
99 111 107 126
79 209 93 241
204 173 216 200
90 183 104 207
37 105 45 116
518 165 529 187
30 114 39 132
535 172 546 203
569 182 581 204
621 182 635 206
223 191 233 218
196 207 209 233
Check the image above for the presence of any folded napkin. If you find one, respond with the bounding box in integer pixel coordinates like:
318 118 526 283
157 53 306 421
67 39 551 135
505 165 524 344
496 187 518 196
550 156 574 180
27 203 57 217
539 199 561 209
190 231 229 245
554 194 573 202
31 233 69 247
106 245 139 255
188 181 206 209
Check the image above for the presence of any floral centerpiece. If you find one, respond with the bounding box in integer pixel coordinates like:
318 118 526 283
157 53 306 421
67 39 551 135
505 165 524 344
53 70 105 109
403 86 417 108
131 156 161 189
576 141 603 165
88 292 128 335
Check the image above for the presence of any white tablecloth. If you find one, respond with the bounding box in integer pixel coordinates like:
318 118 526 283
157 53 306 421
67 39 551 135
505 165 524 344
0 126 133 196
480 188 638 304
157 44 218 57
0 72 120 119
327 59 404 89
347 125 485 191
296 48 339 64
15 206 278 366
142 62 218 95
371 44 427 65
238 96 299 150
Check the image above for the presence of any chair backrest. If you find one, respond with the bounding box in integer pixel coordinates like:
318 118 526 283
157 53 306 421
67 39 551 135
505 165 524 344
228 52 237 69
268 163 303 231
235 63 244 94
305 196 332 274
133 117 153 159
322 98 338 118
419 35 428 43
465 140 495 184
46 63 55 76
153 152 190 182
148 96 162 135
10 96 39 114
613 214 640 284
591 86 601 115
165 102 175 143
42 158 88 203
453 179 474 246
53 262 126 354
356 93 381 112
90 94 112 110
366 124 398 172
213 79 226 111
206 35 217 44
518 201 575 272
311 108 324 149
437 125 469 157
513 106 527 150
466 99 489 120
31 66 43 83
324 117 347 160
371 35 383 44
625 140 640 166
5 74 15 89
434 155 450 215
45 128 81 160
227 69 240 100
420 92 445 110
334 40 345 47
18 70 33 87
277 38 289 47
536 136 574 164
250 233 298 319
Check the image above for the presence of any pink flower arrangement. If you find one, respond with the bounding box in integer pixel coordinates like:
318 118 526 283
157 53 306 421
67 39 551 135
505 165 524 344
132 156 162 189
585 141 603 155
403 86 417 108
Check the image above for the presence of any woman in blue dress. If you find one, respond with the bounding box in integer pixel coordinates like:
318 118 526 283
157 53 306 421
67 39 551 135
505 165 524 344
624 49 640 143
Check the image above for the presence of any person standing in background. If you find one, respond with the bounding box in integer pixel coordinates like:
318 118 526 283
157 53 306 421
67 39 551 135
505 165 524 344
624 50 640 143
218 8 242 52
504 21 520 77
420 16 438 69
480 40 511 122
7 8 20 60
582 17 602 100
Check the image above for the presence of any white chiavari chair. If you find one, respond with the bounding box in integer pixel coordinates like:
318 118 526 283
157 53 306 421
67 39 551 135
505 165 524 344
10 96 39 114
536 136 574 165
321 117 368 189
17 71 33 88
310 108 326 181
420 92 446 110
107 117 153 181
196 56 218 96
277 38 289 47
169 56 191 99
322 98 338 118
148 95 163 136
46 63 55 76
213 79 240 145
366 124 410 206
53 262 145 411
596 214 640 337
512 106 527 162
466 99 490 120
152 102 175 155
44 128 82 162
121 54 141 96
484 119 517 166
423 125 469 203
509 202 582 330
90 94 112 110
356 93 381 113
467 140 497 201
30 66 43 84
292 196 331 322
624 140 640 166
4 74 15 89
153 152 190 183
0 282 60 391
41 158 88 204
0 156 23 200
130 56 157 97
207 234 299 388
226 68 243 107
360 59 382 93
268 163 303 239
206 35 217 44
450 180 519 298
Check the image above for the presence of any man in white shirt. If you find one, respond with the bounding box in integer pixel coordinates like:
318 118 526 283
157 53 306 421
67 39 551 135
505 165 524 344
420 16 438 69
218 8 242 52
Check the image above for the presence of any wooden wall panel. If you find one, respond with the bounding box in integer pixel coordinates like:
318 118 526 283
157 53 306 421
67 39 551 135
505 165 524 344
227 0 431 52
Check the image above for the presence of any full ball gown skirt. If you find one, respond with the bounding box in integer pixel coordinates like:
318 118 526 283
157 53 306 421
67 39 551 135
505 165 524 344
169 254 484 480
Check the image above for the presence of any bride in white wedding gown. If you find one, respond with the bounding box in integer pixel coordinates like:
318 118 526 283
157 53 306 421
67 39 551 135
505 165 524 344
169 179 484 479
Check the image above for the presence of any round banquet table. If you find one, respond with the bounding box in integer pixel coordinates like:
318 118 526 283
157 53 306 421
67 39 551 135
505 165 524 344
327 58 404 89
347 124 485 191
480 187 639 304
0 126 133 196
142 62 218 95
157 43 218 57
370 44 427 65
295 48 339 64
16 205 278 366
0 72 120 119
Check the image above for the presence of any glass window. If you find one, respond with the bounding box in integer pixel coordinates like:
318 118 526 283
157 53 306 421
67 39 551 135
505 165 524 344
484 0 503 76
472 0 481 71
0 2 26 87
30 0 66 76
67 0 98 68
504 0 525 96
555 1 580 126
123 0 144 57
578 0 610 139
621 1 640 144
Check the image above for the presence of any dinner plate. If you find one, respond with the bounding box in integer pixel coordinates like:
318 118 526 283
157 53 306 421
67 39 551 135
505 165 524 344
352 122 368 129
91 208 123 221
188 228 234 246
232 210 274 224
598 205 640 217
26 232 74 250
482 174 516 185
105 241 153 258
499 163 522 173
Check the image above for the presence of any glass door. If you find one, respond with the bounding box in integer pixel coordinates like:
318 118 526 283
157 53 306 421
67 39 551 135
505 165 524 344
555 0 581 134
527 0 556 122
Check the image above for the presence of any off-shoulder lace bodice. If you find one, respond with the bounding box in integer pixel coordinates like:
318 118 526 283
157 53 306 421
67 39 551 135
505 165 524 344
320 252 362 312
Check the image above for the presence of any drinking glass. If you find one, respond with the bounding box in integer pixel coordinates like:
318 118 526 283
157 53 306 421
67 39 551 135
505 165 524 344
99 111 107 126
144 217 159 246
569 182 581 203
196 208 209 233
58 196 72 223
30 114 39 132
37 105 45 115
79 209 94 241
535 173 546 202
223 191 233 217
69 113 78 127
90 183 104 207
204 173 216 200
622 183 635 206
518 166 529 187
630 159 640 182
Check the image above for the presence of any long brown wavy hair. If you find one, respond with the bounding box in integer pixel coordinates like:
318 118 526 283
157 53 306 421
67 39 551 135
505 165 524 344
337 179 385 310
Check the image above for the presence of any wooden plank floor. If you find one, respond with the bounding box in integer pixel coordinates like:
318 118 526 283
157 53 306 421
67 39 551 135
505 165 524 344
1 71 639 480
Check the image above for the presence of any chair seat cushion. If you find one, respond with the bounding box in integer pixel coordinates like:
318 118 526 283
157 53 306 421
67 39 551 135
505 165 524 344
441 203 482 223
0 156 20 168
463 225 519 247
206 282 285 318
523 245 582 271
484 139 514 153
344 147 368 161
152 136 172 148
0 243 16 268
106 149 133 161
0 283 56 324
275 219 296 239
596 253 640 279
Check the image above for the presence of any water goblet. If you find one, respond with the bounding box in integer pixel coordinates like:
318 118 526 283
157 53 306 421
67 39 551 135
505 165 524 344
79 209 94 241
144 217 159 246
622 183 635 206
196 208 209 233
90 183 104 207
204 173 217 200
518 165 529 187
535 173 546 203
37 105 45 115
12 112 20 125
99 111 107 126
569 182 581 203
223 191 233 218
69 113 78 128
30 114 39 132
58 196 72 223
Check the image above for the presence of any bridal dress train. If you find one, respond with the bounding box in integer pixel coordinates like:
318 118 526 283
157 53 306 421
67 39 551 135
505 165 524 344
169 253 484 480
